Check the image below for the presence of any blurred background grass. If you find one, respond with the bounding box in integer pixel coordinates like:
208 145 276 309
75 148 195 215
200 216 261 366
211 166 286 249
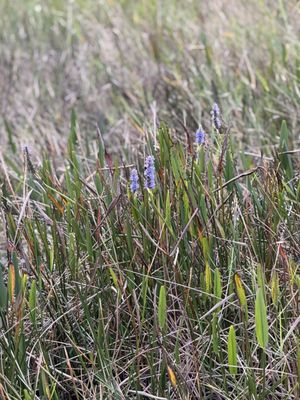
1 0 299 153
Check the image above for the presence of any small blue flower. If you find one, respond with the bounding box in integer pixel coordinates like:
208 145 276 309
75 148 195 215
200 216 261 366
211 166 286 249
130 168 139 193
211 102 222 131
195 129 205 145
144 155 156 190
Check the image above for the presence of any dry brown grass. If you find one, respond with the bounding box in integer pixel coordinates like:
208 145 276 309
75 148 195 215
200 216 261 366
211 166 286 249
0 1 299 154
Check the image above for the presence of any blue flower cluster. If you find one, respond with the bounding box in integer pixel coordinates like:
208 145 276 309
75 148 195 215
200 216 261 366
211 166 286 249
130 102 222 193
129 155 156 193
211 103 222 131
144 155 156 190
195 129 206 145
129 169 139 193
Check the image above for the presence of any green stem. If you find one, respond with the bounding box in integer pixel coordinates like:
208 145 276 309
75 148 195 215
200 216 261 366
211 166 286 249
261 349 266 399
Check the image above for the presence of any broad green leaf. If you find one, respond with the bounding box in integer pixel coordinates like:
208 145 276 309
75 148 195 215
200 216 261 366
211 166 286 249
23 390 32 400
271 271 280 307
214 268 222 300
199 194 208 223
234 273 248 321
228 325 237 375
158 285 167 330
205 263 212 294
255 288 269 349
200 237 209 262
257 264 266 300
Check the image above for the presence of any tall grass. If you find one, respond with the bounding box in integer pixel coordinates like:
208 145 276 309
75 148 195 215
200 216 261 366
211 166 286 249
0 108 299 399
0 1 300 399
1 0 300 150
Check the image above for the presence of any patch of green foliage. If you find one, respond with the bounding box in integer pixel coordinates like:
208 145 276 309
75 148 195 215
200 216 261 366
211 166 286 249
0 110 299 399
0 1 300 398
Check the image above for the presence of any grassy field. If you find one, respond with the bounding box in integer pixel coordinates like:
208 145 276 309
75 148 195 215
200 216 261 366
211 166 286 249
0 1 299 399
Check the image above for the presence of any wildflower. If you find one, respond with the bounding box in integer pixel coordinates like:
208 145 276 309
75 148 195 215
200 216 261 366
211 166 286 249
195 128 206 145
129 168 139 193
211 102 222 131
144 155 156 190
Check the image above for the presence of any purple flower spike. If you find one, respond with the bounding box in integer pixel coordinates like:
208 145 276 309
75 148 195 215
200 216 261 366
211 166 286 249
213 103 220 114
130 168 139 193
195 129 205 145
211 102 222 131
144 155 156 190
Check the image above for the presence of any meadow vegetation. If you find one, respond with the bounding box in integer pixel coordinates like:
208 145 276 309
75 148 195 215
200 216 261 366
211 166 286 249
0 1 299 399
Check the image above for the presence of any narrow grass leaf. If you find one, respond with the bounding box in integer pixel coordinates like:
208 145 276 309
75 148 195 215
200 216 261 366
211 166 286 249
29 280 36 325
8 262 15 305
0 264 7 309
